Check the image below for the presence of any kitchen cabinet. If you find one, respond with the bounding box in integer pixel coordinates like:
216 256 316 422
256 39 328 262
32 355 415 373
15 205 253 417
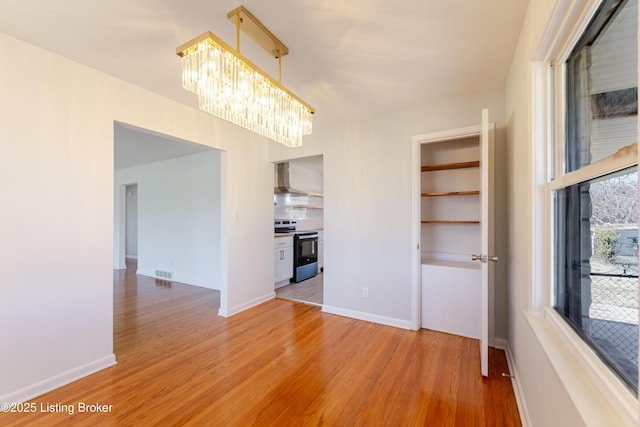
274 235 293 287
421 261 481 338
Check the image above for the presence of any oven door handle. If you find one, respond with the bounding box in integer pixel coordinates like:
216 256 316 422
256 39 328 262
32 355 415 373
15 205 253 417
297 234 318 240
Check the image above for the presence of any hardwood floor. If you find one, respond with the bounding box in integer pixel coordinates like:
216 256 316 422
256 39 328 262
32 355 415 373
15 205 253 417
0 261 521 426
275 272 323 305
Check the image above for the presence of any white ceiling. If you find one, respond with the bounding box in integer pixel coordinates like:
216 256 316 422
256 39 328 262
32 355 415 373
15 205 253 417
2 1 529 170
0 0 529 130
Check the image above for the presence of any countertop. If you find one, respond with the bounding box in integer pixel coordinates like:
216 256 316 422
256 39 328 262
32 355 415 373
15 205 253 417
274 229 323 238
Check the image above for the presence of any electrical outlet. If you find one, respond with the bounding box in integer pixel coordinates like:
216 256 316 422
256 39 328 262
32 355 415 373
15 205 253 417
362 287 368 297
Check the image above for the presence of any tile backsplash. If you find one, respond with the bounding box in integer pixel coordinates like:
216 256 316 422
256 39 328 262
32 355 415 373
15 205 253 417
274 193 323 230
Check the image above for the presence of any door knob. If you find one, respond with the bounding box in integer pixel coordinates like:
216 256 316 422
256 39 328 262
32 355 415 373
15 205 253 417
471 254 483 262
489 256 498 262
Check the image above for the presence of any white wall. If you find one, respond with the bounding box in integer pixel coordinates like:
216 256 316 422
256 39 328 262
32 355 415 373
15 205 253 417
0 32 274 402
270 92 508 330
288 162 323 195
115 151 222 290
493 128 509 341
125 184 138 258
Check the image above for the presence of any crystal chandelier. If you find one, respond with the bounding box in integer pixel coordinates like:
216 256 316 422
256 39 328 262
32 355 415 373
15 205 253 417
176 6 314 147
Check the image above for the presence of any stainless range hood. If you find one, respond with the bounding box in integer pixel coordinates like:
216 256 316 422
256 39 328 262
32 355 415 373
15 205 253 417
274 162 307 195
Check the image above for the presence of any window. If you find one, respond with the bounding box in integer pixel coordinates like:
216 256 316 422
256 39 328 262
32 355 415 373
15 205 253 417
553 0 638 392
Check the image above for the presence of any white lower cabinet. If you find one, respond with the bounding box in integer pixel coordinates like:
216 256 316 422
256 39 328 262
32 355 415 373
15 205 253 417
274 236 293 287
421 261 481 339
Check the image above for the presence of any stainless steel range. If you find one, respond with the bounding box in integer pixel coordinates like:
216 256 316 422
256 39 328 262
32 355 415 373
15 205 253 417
274 219 318 283
274 219 297 234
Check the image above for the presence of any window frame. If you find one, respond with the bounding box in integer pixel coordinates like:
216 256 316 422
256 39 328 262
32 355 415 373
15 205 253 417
547 0 639 309
533 0 640 420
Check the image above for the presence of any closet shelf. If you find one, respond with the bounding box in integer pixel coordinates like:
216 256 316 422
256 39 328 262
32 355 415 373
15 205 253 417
421 190 480 197
421 220 480 224
421 160 480 172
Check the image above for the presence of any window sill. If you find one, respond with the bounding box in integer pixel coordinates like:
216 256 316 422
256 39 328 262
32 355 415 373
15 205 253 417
525 308 638 426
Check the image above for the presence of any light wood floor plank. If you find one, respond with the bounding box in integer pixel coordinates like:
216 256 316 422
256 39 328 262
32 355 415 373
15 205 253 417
0 261 521 426
275 272 323 305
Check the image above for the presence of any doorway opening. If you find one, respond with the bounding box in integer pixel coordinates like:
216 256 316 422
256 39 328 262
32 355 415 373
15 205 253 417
113 121 227 300
273 155 324 306
419 134 482 333
411 110 495 376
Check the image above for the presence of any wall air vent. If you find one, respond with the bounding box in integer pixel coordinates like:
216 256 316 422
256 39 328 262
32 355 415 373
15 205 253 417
155 270 173 280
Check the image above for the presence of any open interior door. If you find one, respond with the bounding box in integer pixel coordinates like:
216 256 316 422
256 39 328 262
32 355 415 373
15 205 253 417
477 108 496 377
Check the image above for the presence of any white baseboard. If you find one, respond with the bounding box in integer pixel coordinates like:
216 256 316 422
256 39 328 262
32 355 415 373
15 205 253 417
125 255 138 260
501 340 532 427
218 292 275 317
321 305 413 330
494 337 508 350
0 354 117 404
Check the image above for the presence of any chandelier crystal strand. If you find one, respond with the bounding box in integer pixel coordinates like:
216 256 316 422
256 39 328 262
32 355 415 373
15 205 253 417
178 33 312 147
